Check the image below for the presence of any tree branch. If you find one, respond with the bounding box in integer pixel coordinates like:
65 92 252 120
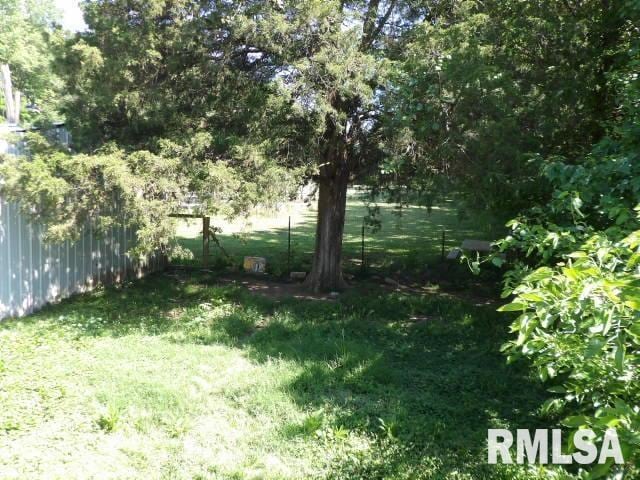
361 0 397 51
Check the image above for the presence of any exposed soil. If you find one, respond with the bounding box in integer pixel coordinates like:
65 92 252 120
166 268 502 307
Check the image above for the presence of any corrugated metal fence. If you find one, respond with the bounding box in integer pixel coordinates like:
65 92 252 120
0 122 71 156
0 124 166 320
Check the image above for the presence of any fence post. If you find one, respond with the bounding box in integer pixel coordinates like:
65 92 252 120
287 216 291 276
361 219 365 274
202 216 210 267
441 230 446 260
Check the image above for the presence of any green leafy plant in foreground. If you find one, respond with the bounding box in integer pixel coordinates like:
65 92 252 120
495 15 640 476
500 227 640 478
95 404 122 433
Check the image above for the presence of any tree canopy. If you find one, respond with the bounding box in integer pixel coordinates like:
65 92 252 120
52 0 447 290
386 0 628 219
0 0 64 124
0 0 639 476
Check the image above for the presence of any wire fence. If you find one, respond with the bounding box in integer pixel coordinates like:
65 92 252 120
170 211 475 281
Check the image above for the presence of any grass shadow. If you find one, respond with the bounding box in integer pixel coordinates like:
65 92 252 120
0 272 555 479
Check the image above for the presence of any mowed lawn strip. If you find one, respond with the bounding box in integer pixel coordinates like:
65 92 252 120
0 273 566 479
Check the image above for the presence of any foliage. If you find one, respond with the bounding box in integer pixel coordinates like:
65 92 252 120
390 0 626 220
493 3 640 477
500 227 640 478
56 0 319 169
0 0 307 257
0 133 185 257
0 0 64 125
0 132 299 258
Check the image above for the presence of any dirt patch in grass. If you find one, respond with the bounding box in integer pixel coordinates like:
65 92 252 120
167 269 502 310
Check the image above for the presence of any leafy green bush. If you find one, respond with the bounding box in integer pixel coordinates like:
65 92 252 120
495 9 640 476
500 226 640 477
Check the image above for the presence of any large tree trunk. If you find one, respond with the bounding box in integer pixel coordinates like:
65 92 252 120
304 165 349 293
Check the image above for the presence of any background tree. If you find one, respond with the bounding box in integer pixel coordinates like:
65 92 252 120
388 0 626 221
390 2 638 476
55 0 451 291
0 0 63 125
497 11 640 473
2 0 305 261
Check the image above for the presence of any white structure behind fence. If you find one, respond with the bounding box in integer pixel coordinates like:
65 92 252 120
0 124 165 320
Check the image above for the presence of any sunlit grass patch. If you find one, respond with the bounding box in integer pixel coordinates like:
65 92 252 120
0 274 564 479
174 193 499 275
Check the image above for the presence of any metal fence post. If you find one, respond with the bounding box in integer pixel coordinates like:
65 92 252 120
288 216 291 276
361 219 365 274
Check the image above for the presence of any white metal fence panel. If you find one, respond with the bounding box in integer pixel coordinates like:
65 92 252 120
0 197 165 320
0 123 69 156
0 124 166 320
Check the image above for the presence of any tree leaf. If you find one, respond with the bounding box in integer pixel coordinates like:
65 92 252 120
585 337 606 359
614 342 625 371
563 415 589 427
524 267 554 283
519 292 545 302
497 302 527 312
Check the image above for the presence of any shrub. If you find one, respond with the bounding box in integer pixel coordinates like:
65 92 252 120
500 227 640 477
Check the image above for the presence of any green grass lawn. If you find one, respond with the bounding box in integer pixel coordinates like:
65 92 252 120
0 273 569 479
174 192 501 276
